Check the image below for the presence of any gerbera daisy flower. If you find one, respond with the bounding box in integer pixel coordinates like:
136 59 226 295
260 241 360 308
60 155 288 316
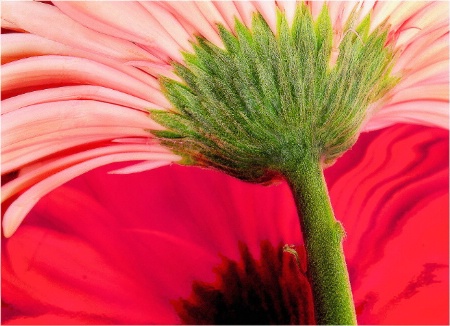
1 1 448 324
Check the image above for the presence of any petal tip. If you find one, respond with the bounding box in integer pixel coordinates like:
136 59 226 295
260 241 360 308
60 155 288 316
2 206 27 238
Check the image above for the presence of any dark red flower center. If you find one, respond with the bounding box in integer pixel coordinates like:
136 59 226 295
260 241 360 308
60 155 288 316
173 241 316 324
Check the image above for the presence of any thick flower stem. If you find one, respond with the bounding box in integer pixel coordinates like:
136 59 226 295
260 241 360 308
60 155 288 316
284 157 357 325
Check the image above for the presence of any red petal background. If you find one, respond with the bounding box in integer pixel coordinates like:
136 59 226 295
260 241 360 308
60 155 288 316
2 124 448 324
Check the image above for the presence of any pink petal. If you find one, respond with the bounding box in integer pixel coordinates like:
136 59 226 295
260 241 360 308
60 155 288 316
1 1 157 62
124 60 180 81
160 2 223 47
111 137 160 145
1 85 164 115
54 2 184 62
327 1 358 30
234 1 258 28
394 28 449 74
108 160 175 174
253 1 278 33
195 2 230 34
306 1 327 21
1 127 150 174
371 2 424 32
1 144 173 203
366 100 449 131
139 2 192 53
212 2 244 30
2 100 161 147
1 33 165 90
275 1 297 25
394 61 449 93
395 2 449 37
1 98 165 173
357 1 377 25
1 55 169 106
388 84 448 105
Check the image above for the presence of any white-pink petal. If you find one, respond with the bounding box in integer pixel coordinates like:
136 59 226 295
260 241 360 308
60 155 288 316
1 1 157 62
395 61 449 91
366 100 449 131
139 2 192 54
161 1 223 47
254 1 278 33
1 33 166 90
389 84 448 105
394 28 448 74
108 160 175 175
1 85 163 115
54 1 184 62
234 1 258 28
2 144 175 203
195 2 231 34
1 55 169 106
276 1 297 25
2 100 161 146
2 128 151 174
212 2 244 31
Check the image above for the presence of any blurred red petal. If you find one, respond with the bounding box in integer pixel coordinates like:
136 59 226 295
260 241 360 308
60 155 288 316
325 124 449 324
2 124 447 324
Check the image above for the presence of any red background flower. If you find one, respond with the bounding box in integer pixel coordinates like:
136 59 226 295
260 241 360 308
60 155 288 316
2 124 448 324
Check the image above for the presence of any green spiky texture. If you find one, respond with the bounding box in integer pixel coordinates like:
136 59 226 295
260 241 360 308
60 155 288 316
151 3 399 183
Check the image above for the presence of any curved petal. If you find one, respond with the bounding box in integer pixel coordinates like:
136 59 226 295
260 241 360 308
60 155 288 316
1 85 162 115
366 100 449 131
195 1 231 31
53 2 184 62
1 1 157 62
212 2 244 30
393 27 448 74
1 100 163 168
2 100 159 138
252 1 278 33
368 2 449 130
1 144 169 202
1 56 168 105
139 2 193 52
234 1 259 28
160 1 223 47
1 33 165 89
1 128 151 175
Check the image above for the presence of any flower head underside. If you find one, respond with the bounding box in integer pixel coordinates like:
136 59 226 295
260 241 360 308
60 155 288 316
151 4 399 183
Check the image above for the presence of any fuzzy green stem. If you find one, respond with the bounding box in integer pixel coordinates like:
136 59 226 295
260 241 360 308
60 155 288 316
284 158 357 325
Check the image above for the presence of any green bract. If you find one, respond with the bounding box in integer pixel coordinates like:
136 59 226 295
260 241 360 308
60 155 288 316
151 4 398 183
